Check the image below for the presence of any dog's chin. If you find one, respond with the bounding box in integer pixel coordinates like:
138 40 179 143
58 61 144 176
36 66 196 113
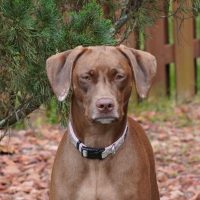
92 117 118 125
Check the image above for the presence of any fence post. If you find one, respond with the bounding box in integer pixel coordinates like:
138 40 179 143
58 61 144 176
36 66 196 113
145 2 170 98
174 0 195 102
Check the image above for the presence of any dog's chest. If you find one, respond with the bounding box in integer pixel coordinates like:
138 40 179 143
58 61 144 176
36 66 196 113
74 160 138 200
76 177 118 200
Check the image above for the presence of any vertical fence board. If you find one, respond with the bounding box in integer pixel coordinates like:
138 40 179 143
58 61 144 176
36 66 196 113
145 16 169 97
174 0 195 101
126 0 200 101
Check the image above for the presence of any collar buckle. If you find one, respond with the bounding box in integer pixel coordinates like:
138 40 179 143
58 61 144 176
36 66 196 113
81 146 105 160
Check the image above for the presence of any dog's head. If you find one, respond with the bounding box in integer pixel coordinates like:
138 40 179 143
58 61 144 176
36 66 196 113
46 45 156 124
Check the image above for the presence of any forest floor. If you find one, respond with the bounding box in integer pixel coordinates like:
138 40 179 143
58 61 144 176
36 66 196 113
0 100 200 200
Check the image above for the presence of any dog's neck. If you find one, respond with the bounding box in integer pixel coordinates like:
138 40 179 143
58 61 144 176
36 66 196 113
70 100 127 148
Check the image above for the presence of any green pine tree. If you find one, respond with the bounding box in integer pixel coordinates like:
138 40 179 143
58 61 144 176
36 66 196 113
0 0 116 130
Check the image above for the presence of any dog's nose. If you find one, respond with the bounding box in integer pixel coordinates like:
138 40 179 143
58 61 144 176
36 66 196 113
96 98 114 113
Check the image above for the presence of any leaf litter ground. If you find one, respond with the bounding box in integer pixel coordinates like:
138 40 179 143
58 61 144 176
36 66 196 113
0 102 200 200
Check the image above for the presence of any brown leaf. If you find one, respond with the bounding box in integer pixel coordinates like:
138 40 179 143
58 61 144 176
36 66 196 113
0 145 15 155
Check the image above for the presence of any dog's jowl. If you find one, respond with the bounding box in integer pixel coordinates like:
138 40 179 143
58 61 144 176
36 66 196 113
46 45 160 200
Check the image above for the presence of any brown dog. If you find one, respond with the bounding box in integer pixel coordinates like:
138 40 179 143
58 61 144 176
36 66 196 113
46 45 160 200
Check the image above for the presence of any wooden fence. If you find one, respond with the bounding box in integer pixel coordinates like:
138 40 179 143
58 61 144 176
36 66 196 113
125 1 200 102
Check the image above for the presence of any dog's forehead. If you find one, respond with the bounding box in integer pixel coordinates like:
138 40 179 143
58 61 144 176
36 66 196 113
74 46 130 73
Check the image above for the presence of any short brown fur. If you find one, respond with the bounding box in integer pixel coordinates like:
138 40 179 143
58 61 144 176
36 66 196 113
46 45 159 200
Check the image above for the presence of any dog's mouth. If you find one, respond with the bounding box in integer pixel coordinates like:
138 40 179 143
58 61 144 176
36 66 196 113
90 107 120 124
92 117 118 124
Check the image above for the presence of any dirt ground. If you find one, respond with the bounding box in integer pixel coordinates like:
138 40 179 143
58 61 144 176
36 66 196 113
0 102 200 200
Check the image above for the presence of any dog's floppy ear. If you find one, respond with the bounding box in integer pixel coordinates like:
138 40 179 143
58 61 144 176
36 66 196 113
118 45 157 98
46 46 86 101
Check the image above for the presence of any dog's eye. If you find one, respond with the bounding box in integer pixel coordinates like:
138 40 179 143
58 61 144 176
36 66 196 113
115 73 125 81
80 74 91 81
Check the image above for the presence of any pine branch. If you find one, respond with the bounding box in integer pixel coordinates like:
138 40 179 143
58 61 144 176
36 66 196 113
0 97 42 130
114 14 129 33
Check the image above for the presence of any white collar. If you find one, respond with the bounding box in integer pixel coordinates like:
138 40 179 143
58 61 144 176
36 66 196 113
68 121 128 160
